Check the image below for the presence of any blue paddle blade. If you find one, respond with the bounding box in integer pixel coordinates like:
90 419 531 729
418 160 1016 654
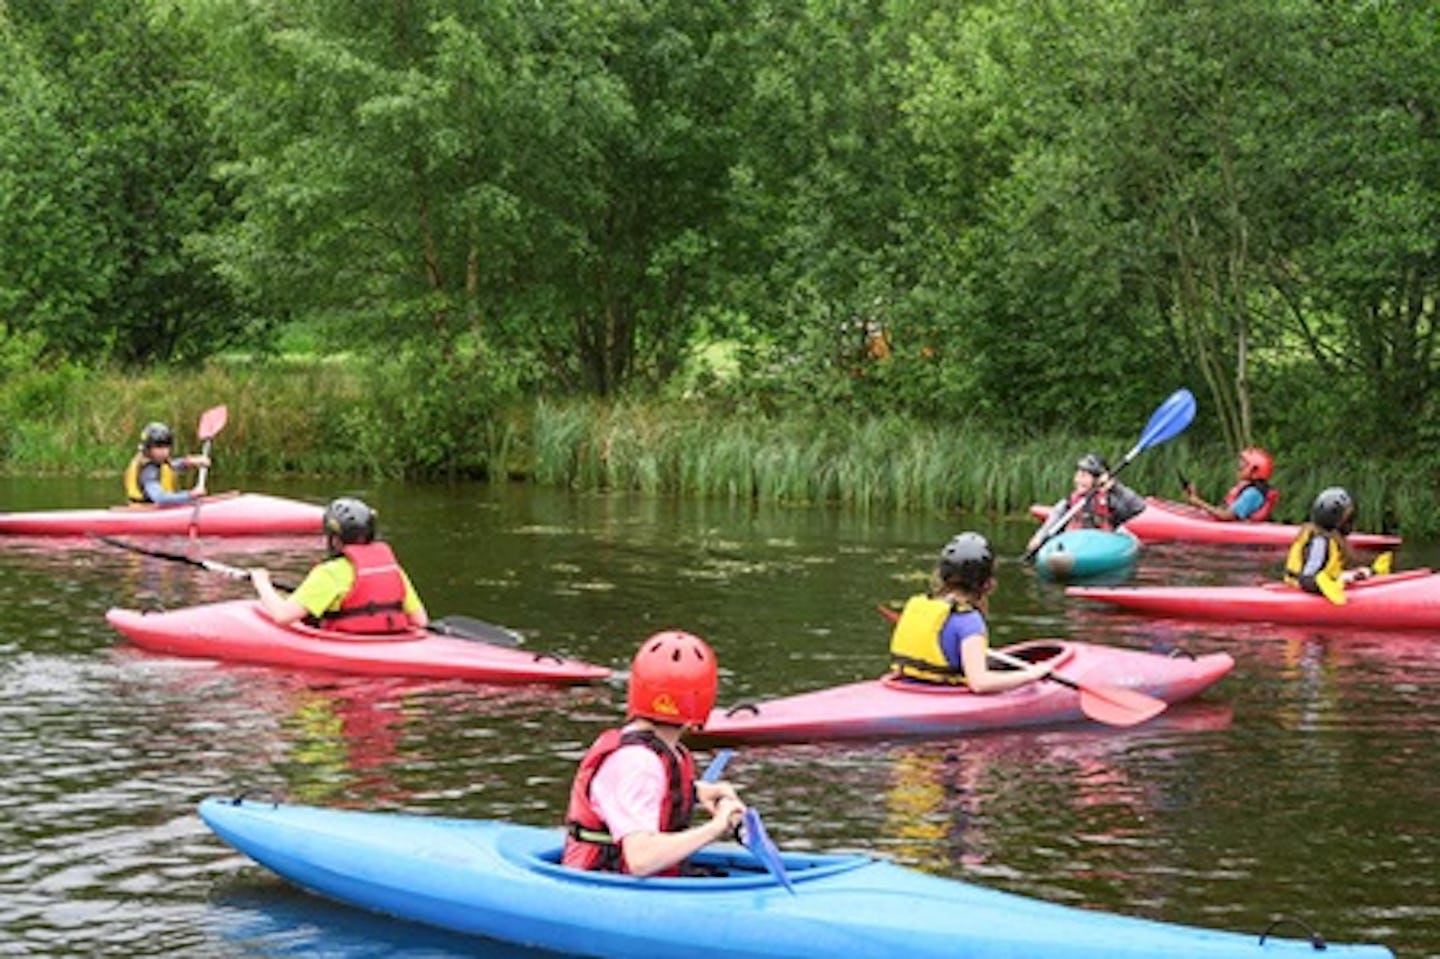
741 808 795 895
1135 388 1196 453
701 749 733 783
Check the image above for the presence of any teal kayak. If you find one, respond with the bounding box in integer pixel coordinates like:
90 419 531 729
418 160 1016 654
1036 529 1140 581
199 797 1392 958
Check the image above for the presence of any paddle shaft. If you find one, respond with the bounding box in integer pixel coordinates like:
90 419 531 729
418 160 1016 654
94 534 521 646
987 647 1080 691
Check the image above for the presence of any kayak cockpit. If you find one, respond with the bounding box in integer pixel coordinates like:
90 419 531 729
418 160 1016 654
500 828 873 890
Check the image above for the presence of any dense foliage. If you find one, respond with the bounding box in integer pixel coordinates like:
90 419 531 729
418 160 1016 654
1 1 1436 504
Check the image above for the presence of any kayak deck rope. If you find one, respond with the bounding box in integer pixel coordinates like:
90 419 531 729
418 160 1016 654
1258 915 1326 950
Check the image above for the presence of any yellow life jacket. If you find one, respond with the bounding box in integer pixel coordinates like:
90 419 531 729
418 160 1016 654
1283 527 1344 589
123 454 179 504
888 594 974 686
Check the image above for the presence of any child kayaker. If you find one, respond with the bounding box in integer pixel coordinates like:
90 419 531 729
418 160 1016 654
1283 486 1389 602
1026 452 1147 555
890 532 1053 693
563 631 745 877
1183 446 1279 521
250 496 429 632
122 421 210 505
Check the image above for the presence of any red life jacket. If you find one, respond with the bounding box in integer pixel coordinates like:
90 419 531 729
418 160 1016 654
1224 480 1279 522
562 727 696 875
1066 489 1114 529
322 542 408 634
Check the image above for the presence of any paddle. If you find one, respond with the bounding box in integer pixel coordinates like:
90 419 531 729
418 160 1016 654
697 748 794 894
701 748 733 782
875 604 1165 727
193 404 228 490
1022 387 1197 564
93 534 524 647
187 405 229 539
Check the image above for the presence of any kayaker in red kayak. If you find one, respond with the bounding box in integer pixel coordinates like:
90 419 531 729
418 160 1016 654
890 533 1052 693
250 496 429 631
1182 446 1279 521
122 421 210 505
1025 453 1146 555
563 631 746 877
1283 486 1389 602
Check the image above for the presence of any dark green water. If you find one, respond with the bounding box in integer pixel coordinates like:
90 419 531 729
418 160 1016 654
0 476 1435 957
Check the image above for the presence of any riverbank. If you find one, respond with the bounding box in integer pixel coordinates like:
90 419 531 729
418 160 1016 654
0 360 1431 535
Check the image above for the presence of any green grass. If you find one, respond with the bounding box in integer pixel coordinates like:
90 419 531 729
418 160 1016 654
1 362 1432 536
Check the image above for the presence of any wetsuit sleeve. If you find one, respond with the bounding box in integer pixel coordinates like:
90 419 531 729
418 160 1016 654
140 464 194 506
939 609 986 671
589 745 670 841
400 570 424 615
1229 486 1265 520
1296 536 1330 594
288 559 352 617
1109 483 1148 526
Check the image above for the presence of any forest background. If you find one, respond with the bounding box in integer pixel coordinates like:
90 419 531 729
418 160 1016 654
1 0 1437 534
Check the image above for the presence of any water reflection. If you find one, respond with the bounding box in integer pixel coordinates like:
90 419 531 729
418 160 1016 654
208 881 552 958
0 478 1433 956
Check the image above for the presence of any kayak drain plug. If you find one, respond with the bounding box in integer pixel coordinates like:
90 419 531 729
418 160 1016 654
1258 916 1326 950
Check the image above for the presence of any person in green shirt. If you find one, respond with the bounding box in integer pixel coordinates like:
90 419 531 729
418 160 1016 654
252 497 428 633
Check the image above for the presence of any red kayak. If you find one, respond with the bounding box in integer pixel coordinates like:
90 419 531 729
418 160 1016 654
0 492 324 537
1030 497 1402 549
1068 568 1440 630
690 641 1233 745
105 599 612 684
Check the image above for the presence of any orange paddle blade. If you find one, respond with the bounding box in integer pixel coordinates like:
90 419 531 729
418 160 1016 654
1076 683 1167 727
197 404 229 441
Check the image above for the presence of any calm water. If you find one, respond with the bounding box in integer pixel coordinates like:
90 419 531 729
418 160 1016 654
0 476 1435 957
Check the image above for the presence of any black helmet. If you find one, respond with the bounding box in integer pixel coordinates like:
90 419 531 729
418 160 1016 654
938 532 995 592
1076 453 1109 476
324 497 377 545
140 422 174 449
1310 487 1355 533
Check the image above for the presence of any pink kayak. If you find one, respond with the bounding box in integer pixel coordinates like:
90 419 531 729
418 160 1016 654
690 641 1233 745
1030 497 1402 549
0 491 324 537
1068 568 1440 630
105 599 612 684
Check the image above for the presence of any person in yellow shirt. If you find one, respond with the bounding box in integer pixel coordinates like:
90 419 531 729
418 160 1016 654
251 497 427 632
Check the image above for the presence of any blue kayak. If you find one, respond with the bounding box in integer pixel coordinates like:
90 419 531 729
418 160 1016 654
199 797 1392 958
1036 528 1139 581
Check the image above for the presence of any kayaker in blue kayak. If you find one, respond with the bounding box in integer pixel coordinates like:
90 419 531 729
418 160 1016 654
1182 446 1280 521
122 421 210 505
890 532 1053 693
1283 486 1389 602
1025 453 1146 555
563 631 746 877
250 496 429 632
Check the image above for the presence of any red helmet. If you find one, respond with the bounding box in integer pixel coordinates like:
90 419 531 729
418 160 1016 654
626 631 718 727
1239 447 1274 480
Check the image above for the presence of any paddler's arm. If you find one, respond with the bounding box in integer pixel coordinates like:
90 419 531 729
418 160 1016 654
251 568 310 625
619 794 745 878
400 570 429 628
960 633 1052 694
1026 499 1068 552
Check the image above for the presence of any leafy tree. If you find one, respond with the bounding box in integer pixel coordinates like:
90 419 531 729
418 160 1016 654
5 0 243 363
